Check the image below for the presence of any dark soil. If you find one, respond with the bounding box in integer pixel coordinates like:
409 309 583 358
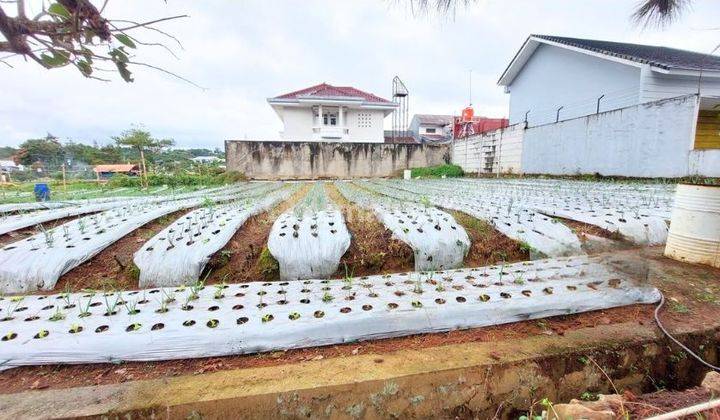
52 209 190 292
203 184 311 284
325 183 415 277
449 210 530 266
625 387 720 419
557 216 622 241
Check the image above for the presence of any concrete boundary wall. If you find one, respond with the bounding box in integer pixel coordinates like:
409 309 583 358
453 94 718 178
522 94 699 178
452 124 524 174
225 141 450 180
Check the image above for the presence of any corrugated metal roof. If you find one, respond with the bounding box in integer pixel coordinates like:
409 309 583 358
413 114 455 126
533 35 720 71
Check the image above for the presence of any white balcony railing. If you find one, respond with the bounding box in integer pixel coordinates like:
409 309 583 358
312 126 349 140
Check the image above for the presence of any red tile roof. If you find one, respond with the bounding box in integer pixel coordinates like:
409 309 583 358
273 83 392 104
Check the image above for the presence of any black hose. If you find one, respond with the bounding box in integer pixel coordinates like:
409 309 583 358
655 292 720 372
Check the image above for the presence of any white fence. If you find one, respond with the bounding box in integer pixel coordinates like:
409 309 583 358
452 94 718 178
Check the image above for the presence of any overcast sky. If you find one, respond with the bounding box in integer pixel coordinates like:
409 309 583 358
2 0 719 149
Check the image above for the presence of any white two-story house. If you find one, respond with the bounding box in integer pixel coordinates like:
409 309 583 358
267 83 398 143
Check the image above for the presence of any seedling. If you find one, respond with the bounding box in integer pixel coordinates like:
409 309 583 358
322 292 334 303
413 274 423 294
48 304 65 321
213 283 226 300
512 271 525 285
103 292 121 316
36 224 55 248
69 324 82 334
124 299 140 315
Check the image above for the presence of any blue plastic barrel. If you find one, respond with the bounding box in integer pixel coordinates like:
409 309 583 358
34 183 50 202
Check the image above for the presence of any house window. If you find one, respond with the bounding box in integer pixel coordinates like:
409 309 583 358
425 128 436 134
323 113 337 126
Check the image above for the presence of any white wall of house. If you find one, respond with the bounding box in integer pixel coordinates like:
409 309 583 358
344 109 386 142
640 66 720 103
279 107 314 141
277 106 386 143
507 44 641 126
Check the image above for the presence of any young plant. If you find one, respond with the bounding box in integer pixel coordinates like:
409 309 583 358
413 274 424 294
213 283 226 300
103 291 121 316
49 305 65 322
124 299 140 315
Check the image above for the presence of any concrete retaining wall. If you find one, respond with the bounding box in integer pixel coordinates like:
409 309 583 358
452 125 524 174
521 94 699 177
225 141 451 179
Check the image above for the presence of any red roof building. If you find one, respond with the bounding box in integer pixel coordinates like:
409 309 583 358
267 83 397 143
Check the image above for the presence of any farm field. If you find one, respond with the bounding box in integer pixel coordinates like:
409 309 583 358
0 178 689 381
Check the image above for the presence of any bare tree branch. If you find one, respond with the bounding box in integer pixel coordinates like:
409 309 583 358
0 1 196 86
111 15 188 32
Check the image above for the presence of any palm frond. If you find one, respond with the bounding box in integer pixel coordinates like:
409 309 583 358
632 0 692 27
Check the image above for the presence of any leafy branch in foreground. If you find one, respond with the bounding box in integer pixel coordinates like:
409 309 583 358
0 0 198 86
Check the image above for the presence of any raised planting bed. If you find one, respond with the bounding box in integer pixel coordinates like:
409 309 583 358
336 181 470 271
0 184 243 236
0 184 263 294
364 179 583 257
267 182 351 281
134 183 294 287
0 254 659 369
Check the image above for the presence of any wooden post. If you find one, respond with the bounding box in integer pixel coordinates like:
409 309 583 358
61 163 67 193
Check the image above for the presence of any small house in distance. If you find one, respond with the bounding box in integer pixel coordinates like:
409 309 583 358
408 114 454 143
267 83 398 143
93 164 140 181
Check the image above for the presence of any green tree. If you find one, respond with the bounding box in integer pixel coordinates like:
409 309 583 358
15 136 65 168
113 128 174 188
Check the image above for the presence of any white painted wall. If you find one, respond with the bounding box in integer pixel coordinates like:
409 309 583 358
278 106 385 142
640 66 720 103
521 95 699 177
689 149 720 177
279 107 314 141
345 109 386 142
496 125 524 174
507 44 641 126
452 124 523 174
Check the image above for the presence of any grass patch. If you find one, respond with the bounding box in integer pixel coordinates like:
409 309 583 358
410 164 464 179
256 246 279 279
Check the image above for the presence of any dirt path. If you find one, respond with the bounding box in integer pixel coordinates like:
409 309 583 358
325 182 415 277
203 183 311 284
53 210 190 293
448 210 530 266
